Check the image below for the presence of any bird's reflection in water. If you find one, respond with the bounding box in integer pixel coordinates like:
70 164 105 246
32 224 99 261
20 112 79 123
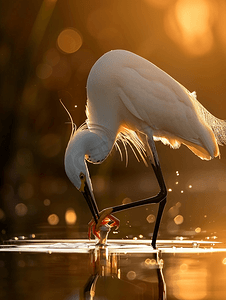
81 244 166 300
2 238 226 299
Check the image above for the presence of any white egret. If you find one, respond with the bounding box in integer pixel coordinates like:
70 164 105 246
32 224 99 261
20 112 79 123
64 50 226 248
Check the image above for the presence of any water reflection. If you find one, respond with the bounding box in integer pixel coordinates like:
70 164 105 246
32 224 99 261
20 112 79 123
1 239 226 299
83 245 165 299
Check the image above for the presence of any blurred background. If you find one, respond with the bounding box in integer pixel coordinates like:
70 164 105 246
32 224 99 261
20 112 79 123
0 0 226 243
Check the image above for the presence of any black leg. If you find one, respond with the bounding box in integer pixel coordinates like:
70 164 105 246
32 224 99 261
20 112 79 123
152 198 166 248
111 133 167 249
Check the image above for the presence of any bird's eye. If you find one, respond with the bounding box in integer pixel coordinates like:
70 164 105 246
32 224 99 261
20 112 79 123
79 173 85 180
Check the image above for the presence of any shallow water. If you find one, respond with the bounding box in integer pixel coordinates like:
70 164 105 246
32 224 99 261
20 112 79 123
0 239 226 300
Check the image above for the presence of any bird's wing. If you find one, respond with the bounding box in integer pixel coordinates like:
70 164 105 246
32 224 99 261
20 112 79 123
117 65 218 159
118 66 196 137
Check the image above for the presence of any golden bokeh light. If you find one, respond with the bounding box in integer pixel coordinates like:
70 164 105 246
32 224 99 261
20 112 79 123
57 28 82 54
195 227 202 233
44 199 51 206
122 197 132 205
126 270 136 280
222 258 226 265
146 214 156 223
216 1 226 55
174 214 184 225
165 0 216 56
47 213 59 225
15 203 28 217
65 208 77 225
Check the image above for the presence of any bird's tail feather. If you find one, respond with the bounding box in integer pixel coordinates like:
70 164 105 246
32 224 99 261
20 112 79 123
189 91 226 146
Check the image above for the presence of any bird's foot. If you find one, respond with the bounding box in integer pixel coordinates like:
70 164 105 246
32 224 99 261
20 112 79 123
88 208 120 240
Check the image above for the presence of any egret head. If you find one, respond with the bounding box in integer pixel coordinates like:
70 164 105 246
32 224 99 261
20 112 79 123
65 128 113 187
64 128 114 221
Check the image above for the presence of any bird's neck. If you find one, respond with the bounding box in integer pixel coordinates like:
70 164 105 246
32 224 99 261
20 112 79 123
82 128 115 164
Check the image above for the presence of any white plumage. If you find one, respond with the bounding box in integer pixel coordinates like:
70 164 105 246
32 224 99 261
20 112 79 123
64 50 225 244
86 49 225 163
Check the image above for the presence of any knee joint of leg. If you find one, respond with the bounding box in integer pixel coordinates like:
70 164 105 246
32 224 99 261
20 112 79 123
159 188 167 199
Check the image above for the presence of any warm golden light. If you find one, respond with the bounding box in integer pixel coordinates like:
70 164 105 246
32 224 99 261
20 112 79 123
65 208 77 225
122 197 132 204
44 199 51 206
57 28 82 54
144 0 172 9
166 259 208 300
15 203 28 217
165 0 215 56
126 270 136 280
47 214 59 225
146 214 156 223
195 227 202 233
174 214 184 225
222 258 226 265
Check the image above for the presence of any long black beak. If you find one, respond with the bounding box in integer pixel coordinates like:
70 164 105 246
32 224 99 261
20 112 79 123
81 181 100 224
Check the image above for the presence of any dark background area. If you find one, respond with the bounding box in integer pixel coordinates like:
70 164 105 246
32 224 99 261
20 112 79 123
0 0 226 243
